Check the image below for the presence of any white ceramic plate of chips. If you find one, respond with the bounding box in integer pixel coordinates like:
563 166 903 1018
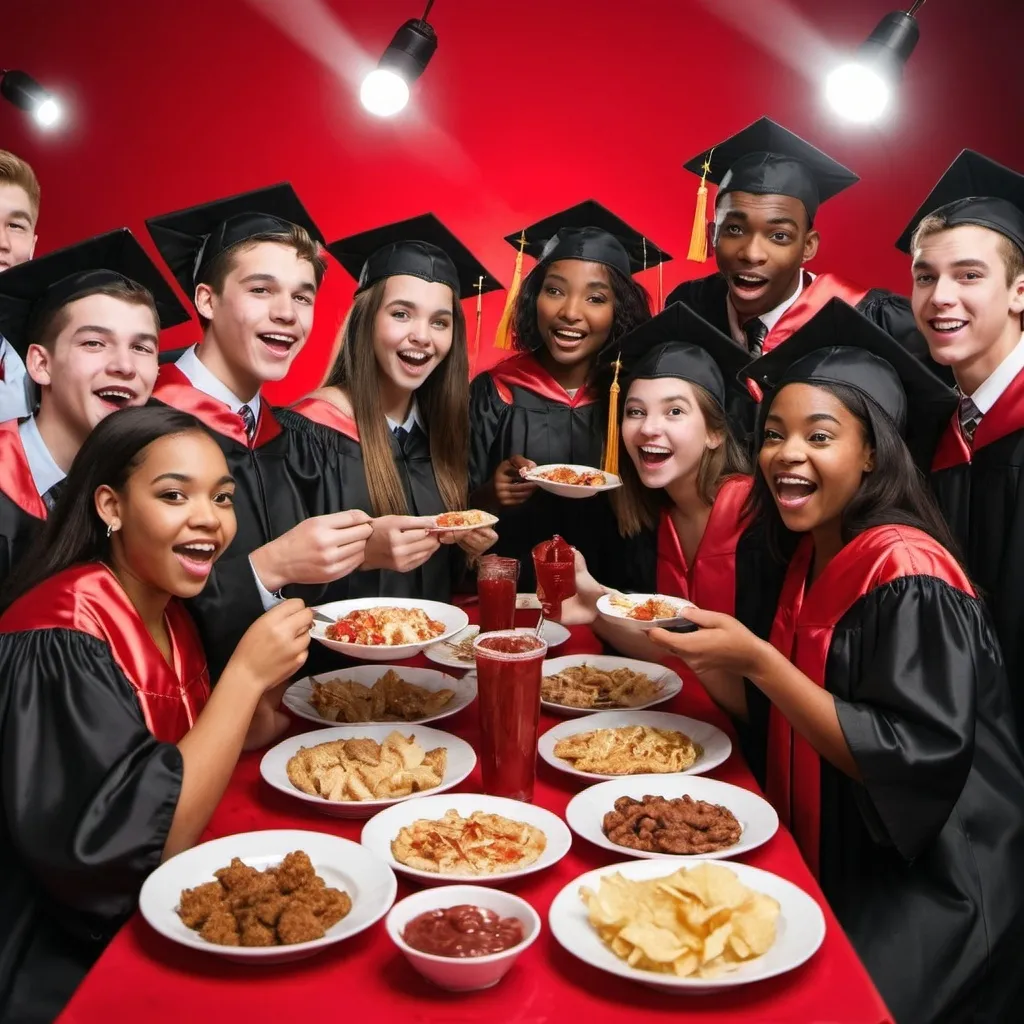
540 655 682 717
424 622 570 672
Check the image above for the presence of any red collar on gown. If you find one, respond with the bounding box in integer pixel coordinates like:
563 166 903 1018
152 364 283 448
765 525 972 877
0 419 46 519
486 352 597 408
290 396 360 441
762 272 869 354
932 368 1024 471
0 562 210 743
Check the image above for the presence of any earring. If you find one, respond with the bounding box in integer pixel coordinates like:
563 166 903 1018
106 519 120 538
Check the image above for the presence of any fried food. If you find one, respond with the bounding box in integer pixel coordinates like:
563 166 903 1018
580 863 779 978
542 663 664 709
608 594 682 621
435 510 495 529
554 725 703 775
538 466 607 486
325 606 447 646
603 795 742 854
177 852 352 947
308 669 455 723
286 731 447 802
392 809 547 875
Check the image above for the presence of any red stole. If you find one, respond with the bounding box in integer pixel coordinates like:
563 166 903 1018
152 364 283 448
486 352 598 408
0 419 46 520
765 525 973 877
932 368 1024 471
763 273 869 354
0 562 210 743
290 396 361 441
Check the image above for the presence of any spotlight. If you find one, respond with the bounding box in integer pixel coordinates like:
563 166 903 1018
1 69 62 128
825 2 924 124
360 1 438 117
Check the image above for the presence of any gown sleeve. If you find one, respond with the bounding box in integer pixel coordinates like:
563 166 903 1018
829 575 988 861
859 289 954 384
468 372 511 495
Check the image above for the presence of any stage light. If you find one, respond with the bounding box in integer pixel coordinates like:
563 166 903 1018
825 2 924 124
1 69 63 128
360 1 437 117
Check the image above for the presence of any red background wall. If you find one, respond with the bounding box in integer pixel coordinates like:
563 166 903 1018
3 0 1022 403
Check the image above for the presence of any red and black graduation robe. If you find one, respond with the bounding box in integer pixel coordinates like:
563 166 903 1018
754 525 1024 1024
931 368 1024 741
0 419 47 590
468 352 624 589
0 563 209 1024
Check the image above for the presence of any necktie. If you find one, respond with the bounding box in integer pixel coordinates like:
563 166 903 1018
959 394 982 443
42 478 65 512
239 404 257 442
743 318 769 357
393 425 409 451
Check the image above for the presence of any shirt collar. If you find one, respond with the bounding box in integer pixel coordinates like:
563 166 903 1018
174 345 261 421
727 269 812 346
18 415 66 497
967 332 1024 415
385 399 424 434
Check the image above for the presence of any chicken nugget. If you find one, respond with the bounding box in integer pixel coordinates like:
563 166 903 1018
277 904 325 945
275 850 316 893
251 893 289 927
215 857 264 894
240 917 277 947
176 880 226 928
199 906 240 946
317 887 353 928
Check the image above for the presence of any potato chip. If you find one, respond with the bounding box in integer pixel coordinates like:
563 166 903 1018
580 864 780 979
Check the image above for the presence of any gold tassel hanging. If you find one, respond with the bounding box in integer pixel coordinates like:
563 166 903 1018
494 232 526 350
603 356 622 476
471 275 484 367
687 149 715 263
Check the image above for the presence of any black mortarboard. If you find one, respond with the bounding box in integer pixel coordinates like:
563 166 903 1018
503 200 672 279
328 213 501 300
611 302 751 410
145 183 325 301
683 117 859 225
742 298 957 466
0 229 190 359
894 149 1024 255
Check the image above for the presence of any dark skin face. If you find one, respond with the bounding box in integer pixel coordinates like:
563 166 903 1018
711 192 820 321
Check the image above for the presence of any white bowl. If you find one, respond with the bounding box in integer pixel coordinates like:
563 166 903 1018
310 597 469 662
540 655 683 717
260 724 477 818
524 463 622 499
282 665 477 728
596 592 696 631
424 622 570 673
385 885 541 991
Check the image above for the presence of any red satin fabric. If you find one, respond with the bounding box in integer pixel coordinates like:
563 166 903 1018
290 396 360 441
931 368 1024 471
487 352 598 408
764 273 869 354
765 526 973 876
0 419 46 520
153 364 283 448
0 563 210 743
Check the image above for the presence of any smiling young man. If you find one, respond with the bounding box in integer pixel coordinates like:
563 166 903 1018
898 149 1024 736
0 150 41 421
0 229 189 587
146 185 373 677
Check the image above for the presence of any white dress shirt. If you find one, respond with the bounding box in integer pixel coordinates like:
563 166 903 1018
965 332 1024 415
0 337 33 421
727 270 813 347
386 400 423 434
18 414 65 498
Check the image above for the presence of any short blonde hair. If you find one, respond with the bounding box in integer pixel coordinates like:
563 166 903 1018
912 212 1024 285
0 150 40 221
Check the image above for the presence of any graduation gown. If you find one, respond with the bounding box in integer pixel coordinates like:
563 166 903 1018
0 420 46 590
754 525 1024 1024
468 352 623 589
0 563 209 1024
931 370 1024 742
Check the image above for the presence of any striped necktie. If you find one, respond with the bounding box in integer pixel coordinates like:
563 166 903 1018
239 404 257 442
742 317 769 356
958 394 981 444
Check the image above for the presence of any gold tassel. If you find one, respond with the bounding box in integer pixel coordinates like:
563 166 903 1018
658 259 664 311
494 232 526 350
471 275 483 366
687 150 714 263
603 356 622 476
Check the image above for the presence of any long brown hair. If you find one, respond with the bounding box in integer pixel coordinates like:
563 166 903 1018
322 278 469 516
611 382 749 537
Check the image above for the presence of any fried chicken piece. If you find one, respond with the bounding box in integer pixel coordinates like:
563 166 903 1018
215 857 264 893
199 906 240 946
240 917 277 947
277 904 325 944
250 893 289 927
317 888 353 928
276 850 316 893
176 880 226 928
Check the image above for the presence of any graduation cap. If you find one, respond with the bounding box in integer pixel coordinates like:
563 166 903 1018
894 149 1024 255
0 228 190 359
682 117 860 262
327 213 501 301
742 297 958 467
145 183 325 301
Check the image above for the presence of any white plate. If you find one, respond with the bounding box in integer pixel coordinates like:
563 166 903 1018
524 463 623 499
260 724 478 819
310 597 469 662
282 666 477 728
424 623 571 672
540 655 682 717
548 858 825 993
139 829 397 964
597 592 696 630
361 792 573 885
425 511 499 533
565 774 778 861
538 710 732 781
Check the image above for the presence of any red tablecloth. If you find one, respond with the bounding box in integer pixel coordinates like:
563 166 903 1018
58 615 891 1024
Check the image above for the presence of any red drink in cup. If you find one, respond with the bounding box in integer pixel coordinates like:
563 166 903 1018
532 535 577 618
473 631 548 801
477 556 519 634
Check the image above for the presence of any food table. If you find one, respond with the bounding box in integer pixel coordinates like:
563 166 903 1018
58 612 892 1024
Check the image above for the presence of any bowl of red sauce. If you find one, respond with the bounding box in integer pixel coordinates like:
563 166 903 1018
385 885 541 991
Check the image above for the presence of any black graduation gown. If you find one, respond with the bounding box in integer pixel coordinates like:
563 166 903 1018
754 526 1024 1024
468 352 623 590
0 421 46 592
930 369 1024 743
0 563 208 1024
